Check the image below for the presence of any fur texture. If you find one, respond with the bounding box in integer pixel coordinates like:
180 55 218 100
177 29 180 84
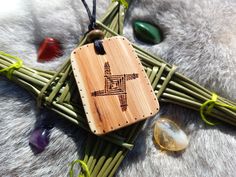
0 0 236 176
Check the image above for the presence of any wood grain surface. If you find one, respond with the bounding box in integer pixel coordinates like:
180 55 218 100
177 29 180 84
71 36 159 135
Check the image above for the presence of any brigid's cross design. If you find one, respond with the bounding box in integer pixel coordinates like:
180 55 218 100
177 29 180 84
92 62 138 111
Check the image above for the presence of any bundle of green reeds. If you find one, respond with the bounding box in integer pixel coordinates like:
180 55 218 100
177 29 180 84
0 1 236 177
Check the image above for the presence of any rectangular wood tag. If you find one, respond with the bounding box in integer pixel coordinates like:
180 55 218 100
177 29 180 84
71 36 159 135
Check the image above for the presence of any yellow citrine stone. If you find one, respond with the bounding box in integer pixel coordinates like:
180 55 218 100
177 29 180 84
153 118 189 151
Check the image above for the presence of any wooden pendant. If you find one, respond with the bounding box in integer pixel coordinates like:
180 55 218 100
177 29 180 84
71 36 159 135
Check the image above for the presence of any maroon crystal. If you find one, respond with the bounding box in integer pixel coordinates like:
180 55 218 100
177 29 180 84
37 37 63 62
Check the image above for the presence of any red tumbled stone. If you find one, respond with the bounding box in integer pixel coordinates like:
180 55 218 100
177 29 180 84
37 37 63 62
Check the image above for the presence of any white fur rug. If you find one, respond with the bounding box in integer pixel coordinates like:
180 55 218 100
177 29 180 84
0 0 236 176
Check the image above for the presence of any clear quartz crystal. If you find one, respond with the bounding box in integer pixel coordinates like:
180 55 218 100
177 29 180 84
153 118 189 151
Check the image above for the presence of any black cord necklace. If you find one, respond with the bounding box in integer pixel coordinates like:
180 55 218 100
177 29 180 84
81 0 96 31
81 0 105 54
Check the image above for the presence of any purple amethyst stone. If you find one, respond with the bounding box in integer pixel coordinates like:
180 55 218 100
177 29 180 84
29 128 50 153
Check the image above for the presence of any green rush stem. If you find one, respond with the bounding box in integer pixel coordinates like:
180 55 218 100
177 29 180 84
47 65 71 103
96 21 119 36
31 71 54 80
104 123 144 177
59 74 75 103
18 67 49 83
109 121 145 177
32 67 57 75
133 45 170 68
89 141 105 174
96 147 118 177
137 54 163 70
58 81 71 103
49 107 89 130
36 59 70 106
100 2 119 25
160 92 203 108
50 102 87 123
0 64 47 88
111 18 119 34
161 97 236 126
160 92 236 123
106 133 126 142
62 103 85 115
100 136 133 150
64 83 77 103
86 138 101 169
0 59 50 83
83 136 94 163
111 14 119 35
136 49 164 67
104 14 119 38
107 153 125 177
12 77 40 96
118 4 124 35
101 150 123 177
91 144 112 177
175 73 212 96
173 77 212 100
13 70 46 87
166 80 208 101
221 97 236 108
160 86 197 101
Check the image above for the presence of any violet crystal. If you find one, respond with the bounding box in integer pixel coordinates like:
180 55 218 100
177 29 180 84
29 128 50 153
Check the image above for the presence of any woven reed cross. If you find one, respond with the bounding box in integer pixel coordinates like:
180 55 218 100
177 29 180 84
0 2 236 177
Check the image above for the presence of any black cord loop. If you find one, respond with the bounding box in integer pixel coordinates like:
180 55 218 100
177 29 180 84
81 0 97 31
81 0 106 55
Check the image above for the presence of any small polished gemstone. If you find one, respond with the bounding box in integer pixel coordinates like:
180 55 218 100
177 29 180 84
133 21 162 44
86 29 104 43
153 118 189 151
37 37 63 62
29 128 50 153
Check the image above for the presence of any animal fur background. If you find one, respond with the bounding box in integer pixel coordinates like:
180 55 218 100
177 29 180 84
0 0 236 176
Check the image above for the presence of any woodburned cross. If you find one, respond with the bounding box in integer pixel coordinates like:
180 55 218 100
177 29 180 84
91 62 138 111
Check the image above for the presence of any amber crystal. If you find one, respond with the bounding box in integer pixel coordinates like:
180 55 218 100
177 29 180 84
153 118 189 151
